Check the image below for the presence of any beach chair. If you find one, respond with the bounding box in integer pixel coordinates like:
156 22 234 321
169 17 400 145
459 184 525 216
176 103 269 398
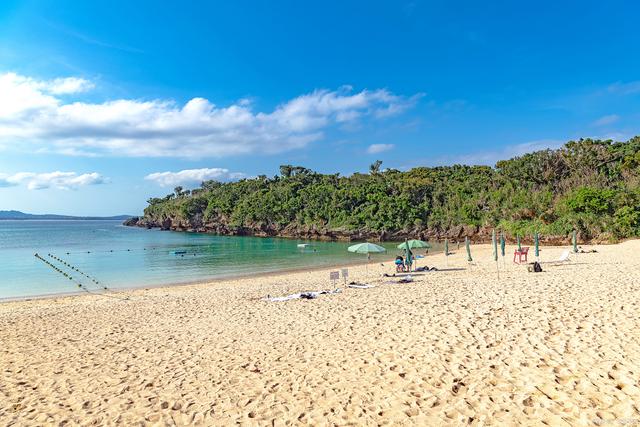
556 249 570 262
513 247 529 264
547 249 571 264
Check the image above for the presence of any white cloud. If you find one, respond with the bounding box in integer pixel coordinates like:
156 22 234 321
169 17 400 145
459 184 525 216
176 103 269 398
144 168 245 187
607 81 640 95
0 171 108 190
46 77 94 95
0 72 420 158
591 114 620 126
367 143 395 154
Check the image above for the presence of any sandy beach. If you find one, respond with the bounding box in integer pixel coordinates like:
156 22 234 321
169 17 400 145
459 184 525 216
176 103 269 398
1 241 640 426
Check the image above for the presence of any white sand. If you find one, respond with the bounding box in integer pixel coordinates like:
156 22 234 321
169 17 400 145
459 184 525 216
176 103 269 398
1 241 639 425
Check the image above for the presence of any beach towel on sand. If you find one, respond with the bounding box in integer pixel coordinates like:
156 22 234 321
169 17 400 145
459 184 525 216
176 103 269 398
265 289 341 302
348 283 375 289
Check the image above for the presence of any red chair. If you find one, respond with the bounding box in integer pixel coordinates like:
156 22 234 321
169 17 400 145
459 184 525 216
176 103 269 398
513 247 529 264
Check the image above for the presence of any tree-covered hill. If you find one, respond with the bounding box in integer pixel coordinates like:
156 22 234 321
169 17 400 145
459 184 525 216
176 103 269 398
127 137 640 243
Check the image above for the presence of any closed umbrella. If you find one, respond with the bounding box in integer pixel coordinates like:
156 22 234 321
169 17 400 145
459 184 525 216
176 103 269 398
517 235 521 251
500 232 506 258
492 229 499 278
572 230 578 253
403 240 414 271
444 239 449 266
534 232 540 259
465 236 472 262
492 230 498 262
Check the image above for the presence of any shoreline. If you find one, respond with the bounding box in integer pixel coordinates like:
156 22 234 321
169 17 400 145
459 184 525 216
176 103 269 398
0 253 420 304
2 240 639 425
0 241 579 304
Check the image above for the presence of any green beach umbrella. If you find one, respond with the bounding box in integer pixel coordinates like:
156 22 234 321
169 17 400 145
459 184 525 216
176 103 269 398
347 242 386 255
348 242 386 276
572 230 578 253
396 239 431 249
465 236 472 262
492 229 498 262
444 239 449 256
534 232 540 258
517 234 521 251
500 232 506 257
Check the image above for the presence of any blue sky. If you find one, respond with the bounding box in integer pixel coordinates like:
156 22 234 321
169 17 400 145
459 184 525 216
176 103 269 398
1 0 639 215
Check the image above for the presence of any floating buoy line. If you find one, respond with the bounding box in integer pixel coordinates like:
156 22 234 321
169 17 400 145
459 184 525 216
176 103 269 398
59 247 162 255
46 253 107 290
34 253 127 300
57 246 204 255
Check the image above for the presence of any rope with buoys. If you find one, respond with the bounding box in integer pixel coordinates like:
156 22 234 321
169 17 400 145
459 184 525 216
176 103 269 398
59 247 162 255
47 253 107 290
57 246 206 256
34 253 128 301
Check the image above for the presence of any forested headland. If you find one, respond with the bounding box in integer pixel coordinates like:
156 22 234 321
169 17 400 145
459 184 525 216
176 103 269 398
126 137 640 243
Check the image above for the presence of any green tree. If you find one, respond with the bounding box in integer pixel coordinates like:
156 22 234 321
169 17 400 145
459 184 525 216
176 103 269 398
369 160 383 175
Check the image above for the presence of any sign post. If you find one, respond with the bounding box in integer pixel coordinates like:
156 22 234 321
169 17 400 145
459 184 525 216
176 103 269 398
341 268 349 286
330 271 339 288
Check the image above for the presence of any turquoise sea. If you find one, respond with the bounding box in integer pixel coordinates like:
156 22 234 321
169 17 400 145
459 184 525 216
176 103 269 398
0 221 441 299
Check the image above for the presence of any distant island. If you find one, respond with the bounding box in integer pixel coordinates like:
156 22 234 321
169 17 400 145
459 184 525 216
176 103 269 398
125 137 640 243
0 210 133 221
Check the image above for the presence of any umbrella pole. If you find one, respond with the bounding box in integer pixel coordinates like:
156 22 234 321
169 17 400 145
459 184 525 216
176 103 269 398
366 253 370 278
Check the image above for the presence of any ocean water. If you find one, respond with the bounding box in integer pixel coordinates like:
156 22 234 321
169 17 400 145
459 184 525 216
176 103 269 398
0 221 441 299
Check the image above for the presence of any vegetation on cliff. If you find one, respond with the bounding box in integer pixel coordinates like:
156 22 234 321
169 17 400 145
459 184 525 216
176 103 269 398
136 137 640 242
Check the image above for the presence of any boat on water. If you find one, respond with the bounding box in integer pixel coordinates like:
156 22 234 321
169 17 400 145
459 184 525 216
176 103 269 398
297 243 311 248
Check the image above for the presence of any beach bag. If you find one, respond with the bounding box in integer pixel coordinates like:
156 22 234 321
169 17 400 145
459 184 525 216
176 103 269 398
533 261 543 273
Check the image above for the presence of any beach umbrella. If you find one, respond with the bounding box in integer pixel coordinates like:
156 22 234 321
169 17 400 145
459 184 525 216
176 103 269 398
396 239 431 249
397 239 428 270
348 242 386 276
492 230 498 262
572 230 578 253
444 239 449 256
500 232 506 257
534 232 540 258
517 234 521 251
465 236 472 262
492 229 500 278
348 242 386 255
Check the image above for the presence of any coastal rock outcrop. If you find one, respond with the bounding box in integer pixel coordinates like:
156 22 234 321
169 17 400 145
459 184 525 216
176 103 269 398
123 216 582 245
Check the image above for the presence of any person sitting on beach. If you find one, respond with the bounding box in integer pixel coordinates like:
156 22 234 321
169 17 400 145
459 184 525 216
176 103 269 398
395 256 405 272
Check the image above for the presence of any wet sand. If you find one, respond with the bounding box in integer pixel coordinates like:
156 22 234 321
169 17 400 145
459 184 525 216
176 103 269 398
1 241 639 425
